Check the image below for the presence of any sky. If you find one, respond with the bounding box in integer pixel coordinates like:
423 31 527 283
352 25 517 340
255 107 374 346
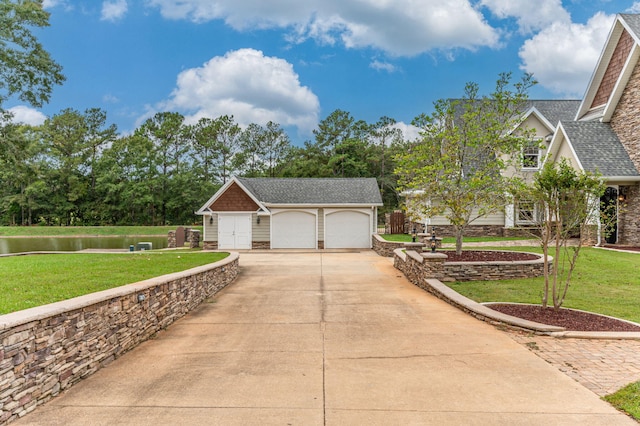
6 0 640 144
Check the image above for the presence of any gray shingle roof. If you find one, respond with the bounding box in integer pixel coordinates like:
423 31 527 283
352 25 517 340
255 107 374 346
236 177 383 205
620 14 640 40
526 100 581 127
451 99 580 131
560 121 640 177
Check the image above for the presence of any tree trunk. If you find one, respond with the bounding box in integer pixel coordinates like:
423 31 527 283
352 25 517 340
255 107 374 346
455 227 463 255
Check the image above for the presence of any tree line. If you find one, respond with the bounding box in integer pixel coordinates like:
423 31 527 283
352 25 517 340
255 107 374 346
0 108 409 226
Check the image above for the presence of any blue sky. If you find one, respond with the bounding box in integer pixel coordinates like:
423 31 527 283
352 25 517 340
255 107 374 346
7 0 639 144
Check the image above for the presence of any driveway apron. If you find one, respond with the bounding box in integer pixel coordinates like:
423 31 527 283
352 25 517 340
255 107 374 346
16 251 634 425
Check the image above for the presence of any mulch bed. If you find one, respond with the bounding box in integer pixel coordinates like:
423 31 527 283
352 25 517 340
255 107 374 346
602 245 640 252
440 250 538 262
487 304 640 332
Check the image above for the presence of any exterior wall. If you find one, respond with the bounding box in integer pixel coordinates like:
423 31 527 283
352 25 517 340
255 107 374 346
253 214 270 242
318 208 325 242
209 182 259 212
555 137 582 170
611 58 640 172
204 214 218 242
618 183 640 245
609 56 640 246
428 225 505 237
429 209 505 226
203 241 218 250
0 254 239 424
592 29 634 109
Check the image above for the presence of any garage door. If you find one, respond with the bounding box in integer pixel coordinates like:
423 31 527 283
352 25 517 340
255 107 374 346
325 210 372 249
271 210 317 249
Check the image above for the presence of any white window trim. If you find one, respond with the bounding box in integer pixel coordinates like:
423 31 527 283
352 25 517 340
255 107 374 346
522 144 541 171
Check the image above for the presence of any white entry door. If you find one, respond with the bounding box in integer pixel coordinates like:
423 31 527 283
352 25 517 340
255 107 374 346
218 214 252 249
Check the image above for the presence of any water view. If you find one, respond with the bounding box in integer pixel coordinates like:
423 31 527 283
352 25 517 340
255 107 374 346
0 236 169 255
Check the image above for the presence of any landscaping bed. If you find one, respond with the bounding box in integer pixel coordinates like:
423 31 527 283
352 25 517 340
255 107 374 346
487 303 640 332
441 250 538 262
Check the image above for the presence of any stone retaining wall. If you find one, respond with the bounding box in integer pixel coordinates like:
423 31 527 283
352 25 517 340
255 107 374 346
0 253 239 425
372 234 402 257
393 248 548 282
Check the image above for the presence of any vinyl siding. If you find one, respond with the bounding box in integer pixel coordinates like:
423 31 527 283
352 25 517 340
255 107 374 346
204 214 218 241
429 209 506 226
253 214 270 242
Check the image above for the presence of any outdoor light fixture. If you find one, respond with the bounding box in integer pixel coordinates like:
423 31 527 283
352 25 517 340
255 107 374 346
209 216 214 225
257 216 261 224
618 187 627 202
430 228 437 253
137 294 146 303
412 227 417 242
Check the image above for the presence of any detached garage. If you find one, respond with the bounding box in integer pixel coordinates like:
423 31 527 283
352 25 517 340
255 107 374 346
196 177 383 250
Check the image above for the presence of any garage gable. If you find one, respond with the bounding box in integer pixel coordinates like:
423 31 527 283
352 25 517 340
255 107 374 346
209 181 259 212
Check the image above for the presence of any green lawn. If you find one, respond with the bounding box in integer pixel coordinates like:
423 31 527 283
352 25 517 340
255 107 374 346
0 226 201 237
604 380 640 421
380 234 533 243
447 247 640 323
0 252 228 314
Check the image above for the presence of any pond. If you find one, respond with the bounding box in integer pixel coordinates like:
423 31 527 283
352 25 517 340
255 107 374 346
0 236 169 255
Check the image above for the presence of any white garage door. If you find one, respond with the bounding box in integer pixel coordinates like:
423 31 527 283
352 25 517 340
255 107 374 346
325 210 372 249
271 210 317 249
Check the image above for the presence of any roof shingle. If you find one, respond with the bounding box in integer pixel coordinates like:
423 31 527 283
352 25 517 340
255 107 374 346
236 177 383 205
560 121 640 177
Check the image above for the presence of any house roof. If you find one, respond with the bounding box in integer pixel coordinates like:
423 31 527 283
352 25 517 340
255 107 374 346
558 121 640 177
524 100 581 128
237 177 383 206
620 13 640 39
577 14 640 121
451 99 580 132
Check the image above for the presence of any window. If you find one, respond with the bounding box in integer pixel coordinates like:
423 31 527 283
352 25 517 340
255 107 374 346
516 200 536 224
522 142 541 169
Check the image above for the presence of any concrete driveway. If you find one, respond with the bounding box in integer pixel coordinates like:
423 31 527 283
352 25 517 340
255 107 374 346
16 251 634 425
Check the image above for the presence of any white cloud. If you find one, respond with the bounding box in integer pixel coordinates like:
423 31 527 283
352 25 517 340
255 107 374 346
146 0 500 56
391 122 421 142
628 2 640 13
370 60 398 73
42 0 61 8
101 0 128 21
103 94 120 103
7 106 47 126
519 12 614 96
480 0 570 33
158 49 320 134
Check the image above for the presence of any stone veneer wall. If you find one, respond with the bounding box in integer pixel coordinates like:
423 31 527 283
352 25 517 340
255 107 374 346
393 248 548 283
203 241 218 250
0 253 239 425
618 183 640 245
610 56 640 246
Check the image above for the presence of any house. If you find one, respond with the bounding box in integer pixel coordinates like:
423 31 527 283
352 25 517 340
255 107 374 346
411 99 582 237
413 14 640 246
196 177 383 250
546 13 640 245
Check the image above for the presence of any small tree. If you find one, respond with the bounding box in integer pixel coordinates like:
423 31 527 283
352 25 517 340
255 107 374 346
524 159 605 309
395 72 535 254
